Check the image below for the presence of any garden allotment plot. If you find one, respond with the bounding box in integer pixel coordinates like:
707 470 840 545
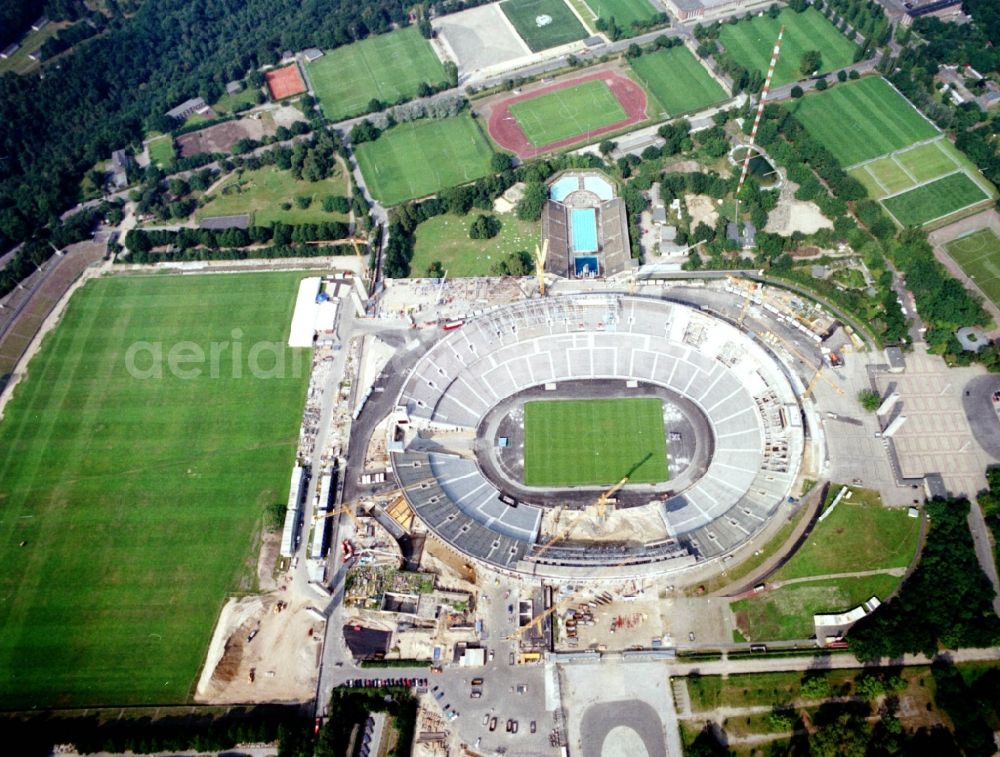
354 114 495 205
510 79 627 146
501 0 589 52
719 7 856 88
0 273 309 707
523 398 668 486
946 229 1000 309
307 26 447 121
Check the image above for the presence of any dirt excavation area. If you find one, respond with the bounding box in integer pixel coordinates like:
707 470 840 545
195 593 324 704
685 194 720 228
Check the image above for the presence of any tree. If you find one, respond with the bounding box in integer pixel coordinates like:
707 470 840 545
426 260 444 278
837 69 847 82
800 49 823 77
599 139 617 156
490 153 513 173
857 389 881 412
790 85 804 98
800 675 830 699
517 182 548 221
295 195 311 209
469 214 501 240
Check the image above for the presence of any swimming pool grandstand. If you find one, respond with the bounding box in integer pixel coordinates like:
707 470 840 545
389 294 804 579
542 171 632 279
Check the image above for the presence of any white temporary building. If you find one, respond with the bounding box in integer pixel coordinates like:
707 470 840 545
288 277 322 348
280 465 307 557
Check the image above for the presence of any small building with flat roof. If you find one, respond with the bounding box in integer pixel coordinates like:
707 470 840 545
165 96 208 120
302 48 324 62
225 80 243 95
1 42 20 59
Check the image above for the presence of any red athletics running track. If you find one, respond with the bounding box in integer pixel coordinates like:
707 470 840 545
486 70 648 160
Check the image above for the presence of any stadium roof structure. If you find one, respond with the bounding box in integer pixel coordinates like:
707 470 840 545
390 294 804 579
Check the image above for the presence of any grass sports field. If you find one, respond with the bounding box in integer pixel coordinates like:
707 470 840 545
523 398 668 486
307 27 447 122
849 138 996 201
586 0 659 28
0 273 309 707
629 45 728 117
719 7 855 88
947 229 1000 309
501 0 588 52
197 164 350 226
411 212 539 277
354 114 495 205
788 76 938 166
883 172 988 226
510 79 626 146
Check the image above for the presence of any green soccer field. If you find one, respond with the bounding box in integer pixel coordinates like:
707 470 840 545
586 0 659 28
501 0 589 52
510 79 627 146
947 229 1000 309
307 26 447 122
788 76 938 166
0 273 309 708
882 172 988 227
719 7 856 88
354 114 495 205
629 45 728 117
523 398 668 486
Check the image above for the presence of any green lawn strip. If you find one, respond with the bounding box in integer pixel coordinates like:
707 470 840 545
771 486 919 581
947 229 1000 309
510 79 626 146
628 45 728 117
196 165 349 225
211 87 260 115
788 77 939 166
731 574 902 642
882 172 988 227
307 27 447 122
501 0 589 52
354 115 495 206
147 137 175 168
587 0 658 27
410 212 539 277
523 398 668 486
719 7 855 88
895 140 958 184
0 272 310 707
864 156 914 196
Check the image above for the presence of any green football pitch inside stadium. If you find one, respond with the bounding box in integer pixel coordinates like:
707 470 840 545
788 76 938 166
629 45 728 117
882 172 988 227
307 26 447 122
947 229 1000 309
354 114 495 205
0 272 309 707
501 0 589 52
523 398 668 486
718 7 856 87
510 79 627 146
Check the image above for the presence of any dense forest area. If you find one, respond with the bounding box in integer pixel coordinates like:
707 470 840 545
0 0 425 256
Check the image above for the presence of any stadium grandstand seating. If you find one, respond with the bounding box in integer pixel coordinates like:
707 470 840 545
392 294 803 576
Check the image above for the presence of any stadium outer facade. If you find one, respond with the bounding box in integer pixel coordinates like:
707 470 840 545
390 293 804 581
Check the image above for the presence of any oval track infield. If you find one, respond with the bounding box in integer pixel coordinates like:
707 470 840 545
487 70 647 159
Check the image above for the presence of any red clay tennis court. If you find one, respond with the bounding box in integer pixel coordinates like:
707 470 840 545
266 64 306 100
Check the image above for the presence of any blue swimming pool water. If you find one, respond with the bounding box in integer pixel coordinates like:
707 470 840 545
574 256 599 276
550 176 579 201
583 175 614 201
571 208 598 253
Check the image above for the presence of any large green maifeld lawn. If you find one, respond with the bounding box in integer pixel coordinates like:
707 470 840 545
523 398 668 486
0 272 310 707
719 7 856 87
307 26 447 122
510 79 627 147
501 0 589 52
787 76 939 166
354 114 495 206
628 45 728 117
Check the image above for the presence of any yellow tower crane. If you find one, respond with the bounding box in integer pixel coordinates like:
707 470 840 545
595 476 629 520
533 239 549 296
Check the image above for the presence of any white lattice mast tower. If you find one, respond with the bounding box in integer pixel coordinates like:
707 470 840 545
735 25 785 205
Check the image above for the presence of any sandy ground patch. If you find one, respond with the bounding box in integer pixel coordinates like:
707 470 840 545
685 194 721 228
196 593 323 704
766 198 833 236
272 104 307 129
433 3 530 75
177 115 276 157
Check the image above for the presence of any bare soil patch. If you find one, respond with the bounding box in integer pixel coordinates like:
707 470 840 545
177 116 276 157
